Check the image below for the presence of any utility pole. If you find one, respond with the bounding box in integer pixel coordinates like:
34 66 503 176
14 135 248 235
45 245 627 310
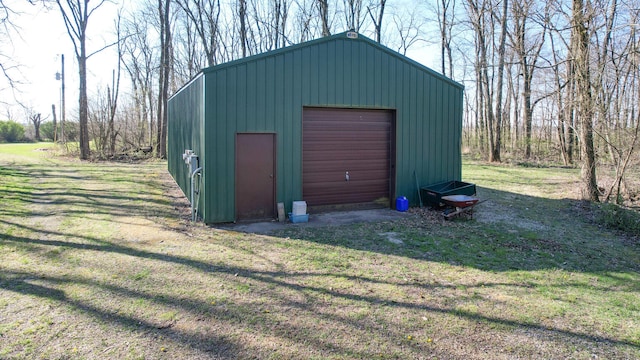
61 54 66 144
56 54 66 143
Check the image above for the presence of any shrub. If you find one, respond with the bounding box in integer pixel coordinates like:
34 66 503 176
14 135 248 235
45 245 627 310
40 121 55 141
38 121 79 142
0 121 26 143
596 202 640 238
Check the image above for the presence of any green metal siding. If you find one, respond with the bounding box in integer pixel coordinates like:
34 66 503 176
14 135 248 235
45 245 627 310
172 32 463 223
167 74 205 215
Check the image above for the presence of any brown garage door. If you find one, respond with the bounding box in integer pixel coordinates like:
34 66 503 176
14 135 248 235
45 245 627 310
303 108 393 206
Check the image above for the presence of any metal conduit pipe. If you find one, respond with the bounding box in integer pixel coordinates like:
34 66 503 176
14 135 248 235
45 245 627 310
190 167 202 222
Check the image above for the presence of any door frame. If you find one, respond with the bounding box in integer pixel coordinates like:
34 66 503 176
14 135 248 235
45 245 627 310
235 132 277 221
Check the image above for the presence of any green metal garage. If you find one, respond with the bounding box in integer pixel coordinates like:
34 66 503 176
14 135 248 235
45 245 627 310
168 31 464 223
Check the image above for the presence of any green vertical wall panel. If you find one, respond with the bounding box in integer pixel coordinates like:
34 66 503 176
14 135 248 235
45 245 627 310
169 32 464 223
167 73 206 217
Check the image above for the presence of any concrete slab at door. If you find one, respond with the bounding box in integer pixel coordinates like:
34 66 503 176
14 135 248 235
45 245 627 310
236 133 276 221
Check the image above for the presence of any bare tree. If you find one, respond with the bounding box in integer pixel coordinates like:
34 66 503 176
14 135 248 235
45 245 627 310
343 0 363 31
571 0 599 201
435 0 455 78
56 0 111 160
103 73 119 155
0 0 25 98
238 0 248 57
244 0 289 52
156 0 172 159
317 0 330 36
390 9 425 55
29 112 42 141
276 0 289 48
0 1 13 85
465 0 499 160
593 0 618 166
121 11 156 149
506 55 520 149
175 0 221 66
103 15 123 156
509 0 547 159
366 0 385 42
591 1 640 204
173 8 205 81
88 86 110 155
293 0 316 42
490 0 509 163
51 104 57 142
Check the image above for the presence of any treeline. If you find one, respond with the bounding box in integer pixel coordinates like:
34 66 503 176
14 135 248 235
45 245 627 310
8 0 638 203
453 0 639 203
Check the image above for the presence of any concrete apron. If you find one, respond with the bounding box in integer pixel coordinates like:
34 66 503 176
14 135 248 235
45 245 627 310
218 208 410 235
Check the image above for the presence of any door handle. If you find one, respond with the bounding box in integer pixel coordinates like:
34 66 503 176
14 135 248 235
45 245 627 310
345 171 350 182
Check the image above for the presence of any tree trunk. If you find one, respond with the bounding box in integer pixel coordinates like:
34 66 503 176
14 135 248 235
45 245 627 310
550 33 570 165
156 0 171 159
510 67 519 150
491 0 508 162
572 0 599 201
475 58 484 152
367 0 385 43
318 0 330 36
479 29 495 161
523 74 533 159
239 0 247 57
566 62 576 164
51 104 57 143
30 113 42 141
56 0 102 159
78 38 90 160
438 0 450 76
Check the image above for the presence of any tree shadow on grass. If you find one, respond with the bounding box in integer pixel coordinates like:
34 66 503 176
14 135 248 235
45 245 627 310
1 231 447 358
270 187 640 275
0 163 183 223
1 225 638 357
2 158 639 357
0 271 241 358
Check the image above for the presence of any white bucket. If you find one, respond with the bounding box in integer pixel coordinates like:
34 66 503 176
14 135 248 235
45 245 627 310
292 201 307 216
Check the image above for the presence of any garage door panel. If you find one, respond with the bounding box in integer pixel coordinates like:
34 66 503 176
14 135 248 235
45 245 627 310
303 107 392 206
303 149 390 162
304 123 390 133
305 119 389 130
305 191 390 206
304 181 388 192
304 133 389 143
304 170 390 183
304 112 390 123
304 134 389 144
303 159 389 173
303 141 389 150
304 184 389 198
304 144 389 154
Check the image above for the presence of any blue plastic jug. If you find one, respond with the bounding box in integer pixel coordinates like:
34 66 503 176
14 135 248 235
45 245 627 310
396 196 409 212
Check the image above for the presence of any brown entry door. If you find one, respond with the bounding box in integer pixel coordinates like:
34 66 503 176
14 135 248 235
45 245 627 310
236 133 276 221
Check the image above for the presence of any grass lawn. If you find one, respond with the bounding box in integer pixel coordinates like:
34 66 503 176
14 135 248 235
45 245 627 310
1 143 639 359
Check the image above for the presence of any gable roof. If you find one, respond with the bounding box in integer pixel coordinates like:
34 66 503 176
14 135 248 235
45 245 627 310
200 31 463 90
